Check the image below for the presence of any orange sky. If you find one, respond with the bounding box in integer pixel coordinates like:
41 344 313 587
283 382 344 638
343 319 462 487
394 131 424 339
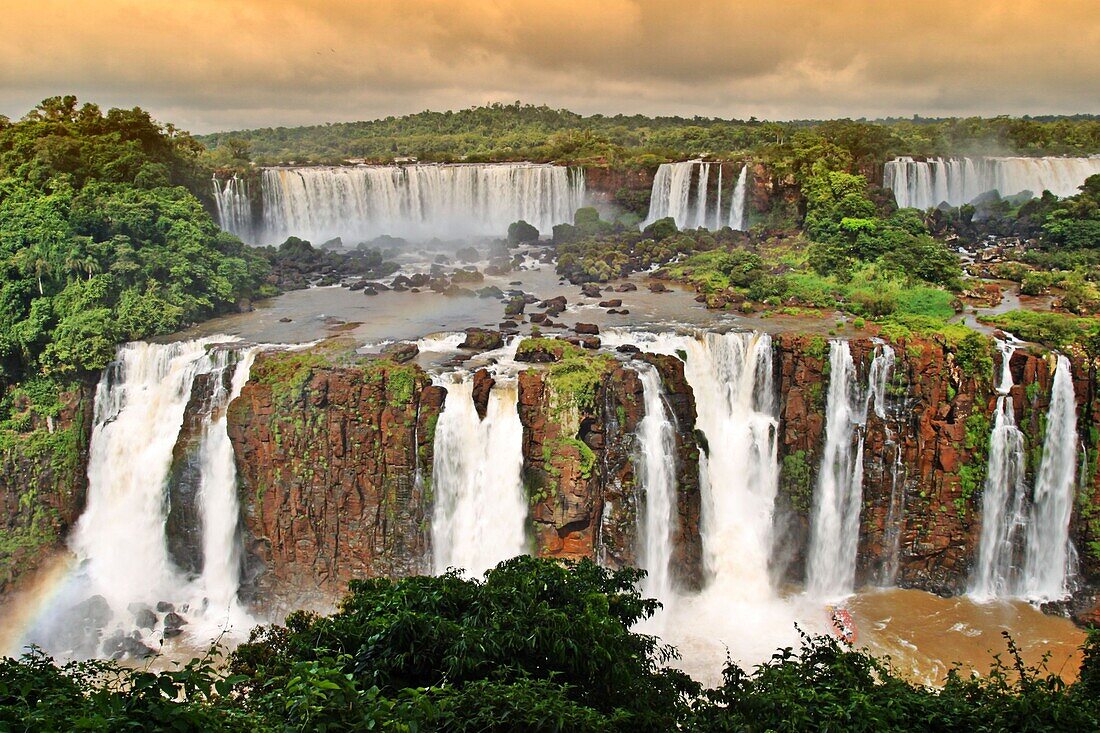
1 0 1097 132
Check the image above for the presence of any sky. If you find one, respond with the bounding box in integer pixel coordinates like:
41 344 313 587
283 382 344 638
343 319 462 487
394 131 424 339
2 0 1098 134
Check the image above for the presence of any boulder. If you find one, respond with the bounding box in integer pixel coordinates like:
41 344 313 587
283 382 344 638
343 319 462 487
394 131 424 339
460 328 504 351
599 299 622 308
574 323 600 335
384 342 420 364
472 369 495 420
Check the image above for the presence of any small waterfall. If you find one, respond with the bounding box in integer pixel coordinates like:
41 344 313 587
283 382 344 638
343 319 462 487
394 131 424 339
212 176 254 242
970 340 1029 601
431 373 527 576
635 365 678 601
884 156 1100 209
228 163 584 244
195 347 258 611
645 161 698 228
693 163 712 229
806 341 892 599
30 339 257 658
728 164 749 231
1022 356 1079 601
602 330 779 600
879 439 907 586
713 165 723 231
645 161 750 231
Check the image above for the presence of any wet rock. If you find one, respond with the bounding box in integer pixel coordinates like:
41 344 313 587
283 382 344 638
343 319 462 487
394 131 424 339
477 286 505 299
539 296 567 316
472 369 495 421
451 268 484 284
460 328 504 351
164 611 186 633
648 282 669 293
363 284 378 296
384 342 420 364
348 280 366 291
428 278 448 293
434 255 451 265
133 607 157 631
615 282 638 292
599 299 622 308
156 601 175 613
616 344 641 354
409 273 430 288
278 317 292 323
443 285 476 297
504 296 526 316
456 246 480 263
529 313 548 324
574 323 600 335
581 284 602 298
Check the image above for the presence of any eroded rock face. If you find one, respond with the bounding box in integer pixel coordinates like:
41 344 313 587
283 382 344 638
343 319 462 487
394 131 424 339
517 355 704 591
227 352 443 614
0 385 93 593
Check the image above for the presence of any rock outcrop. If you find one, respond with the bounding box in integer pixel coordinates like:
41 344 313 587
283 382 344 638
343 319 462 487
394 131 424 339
227 347 443 613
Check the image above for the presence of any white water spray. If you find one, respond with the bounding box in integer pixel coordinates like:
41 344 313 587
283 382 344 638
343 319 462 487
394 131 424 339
1022 356 1079 601
729 165 749 231
431 373 527 576
635 365 678 602
971 340 1029 601
884 156 1100 210
215 163 585 244
806 341 892 599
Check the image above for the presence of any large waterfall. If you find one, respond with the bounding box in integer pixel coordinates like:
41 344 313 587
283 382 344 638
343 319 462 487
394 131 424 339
635 365 679 601
970 340 1030 600
1022 356 1079 601
884 156 1100 210
27 339 256 658
213 163 585 244
806 341 893 599
603 330 779 597
431 372 527 577
645 162 750 232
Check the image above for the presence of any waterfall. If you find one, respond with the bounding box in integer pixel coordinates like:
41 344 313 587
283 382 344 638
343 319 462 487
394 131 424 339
693 163 712 229
28 339 257 658
602 330 779 599
211 176 254 242
884 156 1100 209
1022 356 1079 601
970 340 1029 601
645 161 750 231
195 347 258 611
728 164 749 231
806 341 893 599
645 161 698 229
713 165 723 231
431 373 527 576
635 365 678 601
216 163 585 244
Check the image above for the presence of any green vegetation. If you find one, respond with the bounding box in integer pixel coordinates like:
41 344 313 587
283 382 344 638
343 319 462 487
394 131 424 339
980 310 1100 351
2 557 1099 731
196 103 1100 166
780 450 814 513
0 96 271 385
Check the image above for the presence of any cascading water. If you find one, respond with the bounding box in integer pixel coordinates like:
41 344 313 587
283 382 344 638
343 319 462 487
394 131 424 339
603 330 779 597
211 176 254 242
884 156 1100 209
1022 355 1079 601
970 339 1029 601
806 341 893 599
431 373 527 577
635 365 679 602
25 339 257 658
645 162 750 231
215 163 585 244
728 164 749 231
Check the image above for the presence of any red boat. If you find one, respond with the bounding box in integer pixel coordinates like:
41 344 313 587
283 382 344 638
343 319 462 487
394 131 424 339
829 607 857 645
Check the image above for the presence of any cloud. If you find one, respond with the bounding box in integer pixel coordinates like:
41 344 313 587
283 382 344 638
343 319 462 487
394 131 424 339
1 0 1097 132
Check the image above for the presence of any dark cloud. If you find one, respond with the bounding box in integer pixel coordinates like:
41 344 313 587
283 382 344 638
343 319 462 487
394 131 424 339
1 0 1096 132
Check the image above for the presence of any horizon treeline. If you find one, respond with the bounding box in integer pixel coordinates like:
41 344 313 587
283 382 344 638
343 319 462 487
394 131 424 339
197 102 1100 167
